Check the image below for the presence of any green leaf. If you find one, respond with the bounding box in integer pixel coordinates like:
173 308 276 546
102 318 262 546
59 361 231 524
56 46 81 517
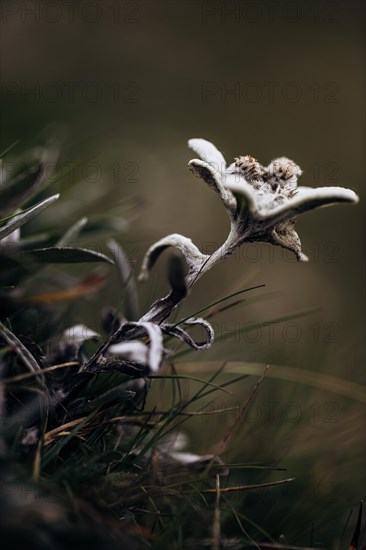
0 194 60 240
30 246 114 264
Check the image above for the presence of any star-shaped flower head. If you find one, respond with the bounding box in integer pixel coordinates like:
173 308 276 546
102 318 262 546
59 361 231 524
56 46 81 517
188 139 359 261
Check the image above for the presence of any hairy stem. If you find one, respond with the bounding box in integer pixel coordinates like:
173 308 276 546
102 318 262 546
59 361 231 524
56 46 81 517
84 224 246 371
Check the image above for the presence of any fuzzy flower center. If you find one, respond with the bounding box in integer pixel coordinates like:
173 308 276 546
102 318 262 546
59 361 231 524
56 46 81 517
227 155 301 214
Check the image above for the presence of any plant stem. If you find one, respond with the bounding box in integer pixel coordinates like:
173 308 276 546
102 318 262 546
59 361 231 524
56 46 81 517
84 224 246 371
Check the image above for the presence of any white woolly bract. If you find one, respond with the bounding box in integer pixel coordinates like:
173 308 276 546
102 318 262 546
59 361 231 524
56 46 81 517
108 341 149 365
109 321 164 373
134 321 163 372
188 138 226 174
187 138 359 261
63 324 100 344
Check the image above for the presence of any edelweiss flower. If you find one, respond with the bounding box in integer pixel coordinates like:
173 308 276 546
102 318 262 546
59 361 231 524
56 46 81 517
188 139 359 261
85 138 359 374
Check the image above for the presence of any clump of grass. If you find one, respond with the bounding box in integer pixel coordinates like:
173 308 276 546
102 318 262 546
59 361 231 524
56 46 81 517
0 137 363 548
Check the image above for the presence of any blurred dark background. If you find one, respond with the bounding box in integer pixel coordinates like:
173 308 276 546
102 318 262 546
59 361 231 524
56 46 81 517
1 0 365 545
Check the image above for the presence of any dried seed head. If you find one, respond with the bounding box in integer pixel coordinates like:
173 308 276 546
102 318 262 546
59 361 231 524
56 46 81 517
234 155 266 185
264 157 302 192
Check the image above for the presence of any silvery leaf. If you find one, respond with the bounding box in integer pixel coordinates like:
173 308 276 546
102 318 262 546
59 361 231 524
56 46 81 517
188 159 237 214
108 341 149 365
263 185 359 224
188 138 226 171
162 317 214 350
138 233 207 281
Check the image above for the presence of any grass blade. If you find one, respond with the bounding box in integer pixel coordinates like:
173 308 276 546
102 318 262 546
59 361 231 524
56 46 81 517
0 194 60 240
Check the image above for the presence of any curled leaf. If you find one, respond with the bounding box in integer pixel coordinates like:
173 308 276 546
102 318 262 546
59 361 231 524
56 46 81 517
138 233 207 281
109 321 164 373
162 317 214 350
